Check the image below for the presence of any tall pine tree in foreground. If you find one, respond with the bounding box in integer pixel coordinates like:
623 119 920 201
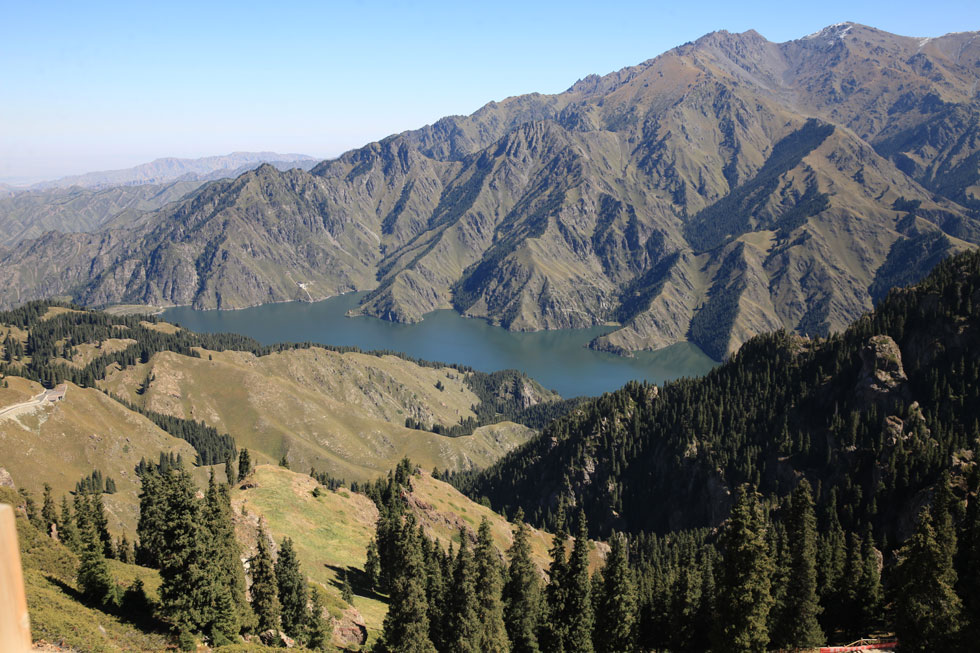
504 510 541 653
565 511 594 653
474 518 510 652
204 471 248 640
714 485 774 653
379 514 435 653
894 508 962 652
447 528 480 653
77 509 115 607
542 510 569 653
237 448 252 482
157 462 223 642
594 532 637 653
773 479 823 648
251 526 281 633
275 537 307 639
307 586 329 651
41 482 57 534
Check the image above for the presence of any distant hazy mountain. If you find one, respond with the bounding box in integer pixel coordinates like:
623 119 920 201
29 151 318 190
0 156 323 247
0 181 206 246
1 23 978 359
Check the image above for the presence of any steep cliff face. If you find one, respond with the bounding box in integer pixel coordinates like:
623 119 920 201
1 23 978 357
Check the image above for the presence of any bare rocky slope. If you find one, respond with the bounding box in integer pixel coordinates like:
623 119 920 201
1 24 979 358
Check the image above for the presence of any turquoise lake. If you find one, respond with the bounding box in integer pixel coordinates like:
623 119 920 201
161 293 718 398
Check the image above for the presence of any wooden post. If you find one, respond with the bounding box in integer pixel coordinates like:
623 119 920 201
0 503 31 652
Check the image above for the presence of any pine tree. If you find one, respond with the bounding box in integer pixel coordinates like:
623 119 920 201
307 586 329 651
77 511 115 607
276 537 307 639
816 495 846 634
840 531 864 639
422 535 447 649
157 463 222 639
504 510 542 653
447 528 480 653
542 510 570 653
19 488 41 530
773 479 823 648
379 514 436 652
855 524 883 634
41 483 58 535
474 518 510 652
88 492 114 559
669 548 704 651
958 466 980 644
342 570 354 605
58 495 79 552
565 511 594 653
224 449 236 485
933 472 958 565
117 533 133 564
237 448 252 482
136 466 166 568
366 538 382 591
713 485 774 653
594 532 637 653
894 508 963 652
250 526 281 633
204 471 248 639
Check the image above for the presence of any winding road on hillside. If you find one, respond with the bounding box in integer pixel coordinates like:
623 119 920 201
0 384 67 420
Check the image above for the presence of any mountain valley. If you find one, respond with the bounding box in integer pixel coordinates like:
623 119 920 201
1 24 979 359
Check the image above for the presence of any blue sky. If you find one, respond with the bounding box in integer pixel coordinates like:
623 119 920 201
2 0 978 183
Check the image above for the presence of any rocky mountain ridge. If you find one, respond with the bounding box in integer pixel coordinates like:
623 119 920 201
1 23 979 358
28 151 318 190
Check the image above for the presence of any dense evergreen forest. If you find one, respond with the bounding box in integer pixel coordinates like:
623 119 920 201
458 250 980 544
364 460 979 652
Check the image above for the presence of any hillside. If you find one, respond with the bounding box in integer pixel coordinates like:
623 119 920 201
459 249 980 543
0 24 977 358
229 465 563 645
0 302 559 531
1 460 576 650
0 375 198 534
100 345 541 481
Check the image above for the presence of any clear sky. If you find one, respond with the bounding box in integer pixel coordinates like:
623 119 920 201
2 0 978 183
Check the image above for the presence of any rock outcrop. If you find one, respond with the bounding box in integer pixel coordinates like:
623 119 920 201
856 335 910 402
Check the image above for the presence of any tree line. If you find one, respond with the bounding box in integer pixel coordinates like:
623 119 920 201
375 462 979 652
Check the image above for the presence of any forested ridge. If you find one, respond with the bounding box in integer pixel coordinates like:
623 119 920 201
458 250 980 544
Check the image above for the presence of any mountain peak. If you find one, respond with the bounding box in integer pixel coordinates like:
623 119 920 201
801 21 858 41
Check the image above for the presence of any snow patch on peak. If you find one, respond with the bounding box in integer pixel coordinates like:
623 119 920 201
803 22 854 41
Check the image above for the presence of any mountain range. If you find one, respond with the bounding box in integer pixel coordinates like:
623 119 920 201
0 153 320 247
1 23 979 359
26 151 318 191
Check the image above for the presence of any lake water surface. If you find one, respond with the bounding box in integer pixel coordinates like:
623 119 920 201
161 293 717 398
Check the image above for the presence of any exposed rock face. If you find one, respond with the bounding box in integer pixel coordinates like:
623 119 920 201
857 335 910 401
0 467 14 488
258 629 295 648
332 606 368 646
1 24 979 358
